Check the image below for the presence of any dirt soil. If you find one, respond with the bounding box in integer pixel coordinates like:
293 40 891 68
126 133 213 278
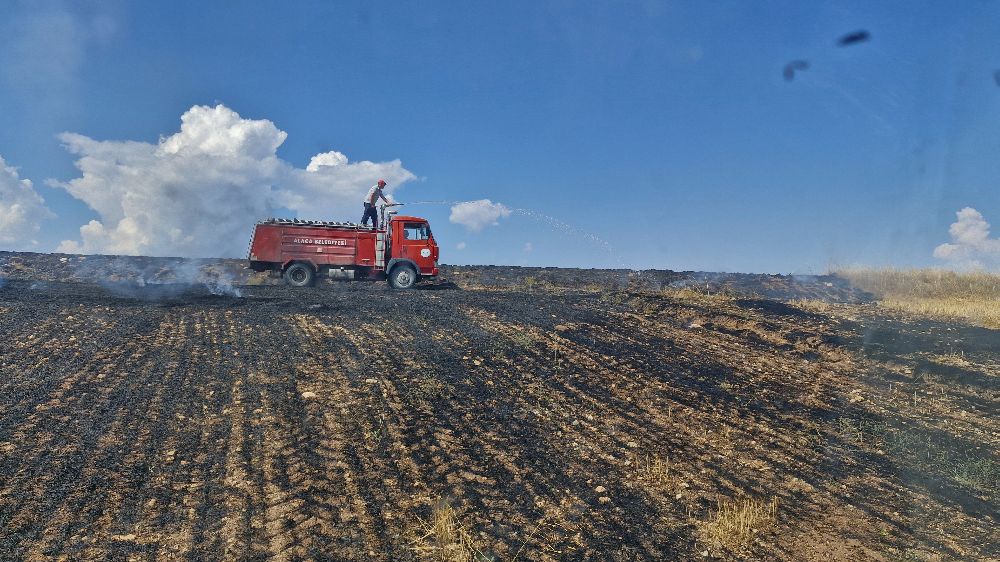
0 251 869 302
0 254 996 561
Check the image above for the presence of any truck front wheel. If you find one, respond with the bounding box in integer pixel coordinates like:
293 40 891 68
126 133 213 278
388 264 417 289
284 263 315 287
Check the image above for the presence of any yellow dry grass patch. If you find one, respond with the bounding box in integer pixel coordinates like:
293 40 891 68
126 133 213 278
410 500 485 562
661 286 735 302
701 496 778 551
878 296 1000 328
837 268 1000 328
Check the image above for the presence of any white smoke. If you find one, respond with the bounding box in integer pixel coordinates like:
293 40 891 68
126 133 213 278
449 199 511 232
0 155 54 250
933 207 1000 269
74 256 243 298
53 104 416 258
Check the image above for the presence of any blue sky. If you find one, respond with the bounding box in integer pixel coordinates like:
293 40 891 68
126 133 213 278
2 0 999 272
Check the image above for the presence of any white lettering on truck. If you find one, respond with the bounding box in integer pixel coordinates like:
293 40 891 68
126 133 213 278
292 238 347 246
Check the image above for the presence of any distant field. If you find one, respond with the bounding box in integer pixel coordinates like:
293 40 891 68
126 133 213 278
836 268 1000 328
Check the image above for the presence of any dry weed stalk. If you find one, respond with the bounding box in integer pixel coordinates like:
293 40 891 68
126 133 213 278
703 496 778 551
633 453 674 487
410 499 485 562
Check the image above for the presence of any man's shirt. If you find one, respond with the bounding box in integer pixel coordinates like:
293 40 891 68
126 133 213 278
364 185 386 205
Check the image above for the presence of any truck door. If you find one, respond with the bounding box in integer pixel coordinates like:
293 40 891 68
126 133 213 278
399 221 435 273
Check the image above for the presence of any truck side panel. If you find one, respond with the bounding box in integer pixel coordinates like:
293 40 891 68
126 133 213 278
357 235 376 269
248 224 283 263
249 223 381 270
280 228 357 266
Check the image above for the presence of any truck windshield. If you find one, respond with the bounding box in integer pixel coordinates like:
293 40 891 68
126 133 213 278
403 223 430 240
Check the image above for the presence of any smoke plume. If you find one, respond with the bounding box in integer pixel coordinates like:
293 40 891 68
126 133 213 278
933 207 1000 269
53 104 416 258
74 256 243 298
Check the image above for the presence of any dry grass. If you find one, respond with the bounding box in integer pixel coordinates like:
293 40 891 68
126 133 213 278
243 273 269 286
836 267 1000 328
789 298 833 313
410 499 485 562
701 496 779 551
632 453 674 488
661 286 735 302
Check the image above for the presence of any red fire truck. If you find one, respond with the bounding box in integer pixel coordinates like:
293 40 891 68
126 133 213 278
247 204 439 289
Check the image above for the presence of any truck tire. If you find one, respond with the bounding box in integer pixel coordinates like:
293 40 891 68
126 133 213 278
388 264 417 289
284 263 315 287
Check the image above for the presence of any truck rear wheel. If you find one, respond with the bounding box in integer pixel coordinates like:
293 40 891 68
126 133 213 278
388 264 417 289
284 263 315 287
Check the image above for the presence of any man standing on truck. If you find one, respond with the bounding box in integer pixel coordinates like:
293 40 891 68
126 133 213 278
361 179 390 229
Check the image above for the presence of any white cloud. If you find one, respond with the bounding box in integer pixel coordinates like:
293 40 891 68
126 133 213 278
449 199 511 232
0 155 54 250
306 150 348 171
523 242 533 252
933 207 1000 268
456 242 467 250
54 104 416 257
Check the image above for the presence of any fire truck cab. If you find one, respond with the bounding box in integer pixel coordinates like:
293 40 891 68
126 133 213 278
247 204 440 289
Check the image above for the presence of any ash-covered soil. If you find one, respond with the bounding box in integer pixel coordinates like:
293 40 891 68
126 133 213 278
0 251 869 302
0 257 996 561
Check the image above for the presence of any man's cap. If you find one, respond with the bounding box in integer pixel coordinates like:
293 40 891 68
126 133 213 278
377 179 387 186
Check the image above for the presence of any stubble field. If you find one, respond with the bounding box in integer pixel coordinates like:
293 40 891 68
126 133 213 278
0 255 996 561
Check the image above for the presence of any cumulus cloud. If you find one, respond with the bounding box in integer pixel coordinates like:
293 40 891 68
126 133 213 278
53 104 416 257
0 155 54 250
306 151 348 171
933 207 1000 268
449 199 511 232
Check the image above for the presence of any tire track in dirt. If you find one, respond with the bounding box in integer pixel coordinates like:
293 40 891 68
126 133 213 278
295 315 428 560
228 312 375 561
149 310 233 560
184 310 251 561
207 309 265 562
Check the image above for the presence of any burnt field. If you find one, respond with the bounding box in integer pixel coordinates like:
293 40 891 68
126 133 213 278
0 260 997 561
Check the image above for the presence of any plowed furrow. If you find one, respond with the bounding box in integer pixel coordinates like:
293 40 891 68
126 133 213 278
9 318 174 560
150 311 229 560
341 319 578 557
294 315 412 560
0 311 124 432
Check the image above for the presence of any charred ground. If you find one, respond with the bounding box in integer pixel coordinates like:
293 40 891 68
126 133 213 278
0 252 996 561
